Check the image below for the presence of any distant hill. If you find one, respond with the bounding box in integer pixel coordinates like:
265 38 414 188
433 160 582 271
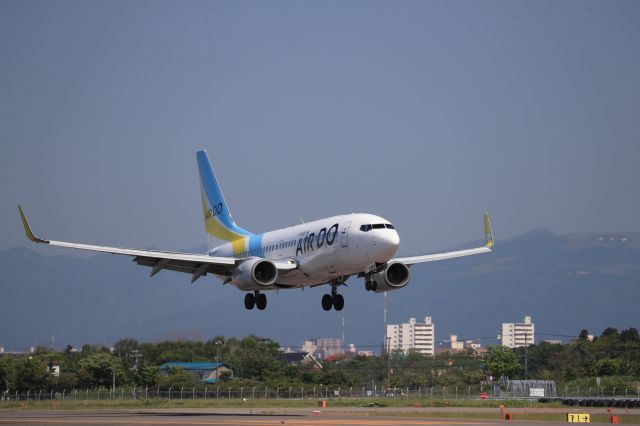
1 230 639 352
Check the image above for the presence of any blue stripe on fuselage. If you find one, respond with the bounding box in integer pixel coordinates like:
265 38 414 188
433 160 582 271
248 234 265 257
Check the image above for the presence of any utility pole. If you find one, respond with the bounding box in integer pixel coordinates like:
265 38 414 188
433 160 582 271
386 336 391 389
383 292 388 326
524 332 528 380
215 341 222 381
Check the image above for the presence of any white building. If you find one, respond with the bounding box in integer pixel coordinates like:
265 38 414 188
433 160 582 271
465 340 481 350
450 335 464 351
301 338 343 359
501 315 535 348
385 316 435 356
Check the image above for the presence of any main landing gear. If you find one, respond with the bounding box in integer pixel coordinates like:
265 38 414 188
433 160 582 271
244 291 267 310
321 285 344 311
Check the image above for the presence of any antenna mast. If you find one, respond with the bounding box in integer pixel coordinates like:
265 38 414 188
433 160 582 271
384 292 388 325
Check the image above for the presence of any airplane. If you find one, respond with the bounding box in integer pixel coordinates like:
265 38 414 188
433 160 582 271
18 149 493 312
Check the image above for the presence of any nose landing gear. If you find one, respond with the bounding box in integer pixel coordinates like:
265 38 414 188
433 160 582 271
244 291 267 310
364 280 377 291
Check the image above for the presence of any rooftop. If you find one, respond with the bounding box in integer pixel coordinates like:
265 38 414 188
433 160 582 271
159 362 225 371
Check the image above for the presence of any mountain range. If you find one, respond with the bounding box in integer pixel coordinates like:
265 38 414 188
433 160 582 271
1 229 639 352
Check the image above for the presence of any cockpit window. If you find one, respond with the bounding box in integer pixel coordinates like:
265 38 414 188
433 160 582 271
361 223 395 232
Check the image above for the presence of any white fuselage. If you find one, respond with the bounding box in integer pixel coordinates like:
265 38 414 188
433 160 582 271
209 213 400 289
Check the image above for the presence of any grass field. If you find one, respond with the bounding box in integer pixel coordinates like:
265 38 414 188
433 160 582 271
0 397 566 410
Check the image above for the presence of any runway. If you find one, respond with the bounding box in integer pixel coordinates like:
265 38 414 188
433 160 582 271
0 408 626 426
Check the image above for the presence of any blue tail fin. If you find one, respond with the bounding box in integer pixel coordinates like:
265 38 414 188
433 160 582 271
196 150 253 250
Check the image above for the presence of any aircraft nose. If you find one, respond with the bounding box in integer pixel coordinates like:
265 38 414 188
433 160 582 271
378 230 400 259
388 230 400 249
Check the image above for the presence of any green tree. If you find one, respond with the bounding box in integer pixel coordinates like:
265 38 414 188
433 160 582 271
78 352 125 388
158 367 200 390
223 336 286 383
135 365 160 387
53 372 79 392
620 328 640 342
594 358 621 376
484 346 521 379
13 358 51 392
0 357 15 391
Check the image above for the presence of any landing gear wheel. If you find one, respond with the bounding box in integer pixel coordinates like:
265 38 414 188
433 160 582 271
365 280 372 291
256 293 267 310
244 293 255 310
333 294 344 311
371 281 378 291
321 294 333 311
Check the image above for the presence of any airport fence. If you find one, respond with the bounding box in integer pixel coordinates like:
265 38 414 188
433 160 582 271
2 385 640 403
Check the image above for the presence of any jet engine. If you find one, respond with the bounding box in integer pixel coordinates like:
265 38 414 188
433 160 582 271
370 262 410 292
230 258 278 290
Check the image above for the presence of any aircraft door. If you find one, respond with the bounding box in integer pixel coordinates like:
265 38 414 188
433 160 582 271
277 240 284 257
340 221 351 248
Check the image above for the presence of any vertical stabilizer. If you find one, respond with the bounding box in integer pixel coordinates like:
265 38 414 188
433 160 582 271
196 150 253 250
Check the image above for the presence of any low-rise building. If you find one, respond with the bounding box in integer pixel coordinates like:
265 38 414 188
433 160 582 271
281 352 313 366
159 362 232 383
450 335 464 351
301 338 343 359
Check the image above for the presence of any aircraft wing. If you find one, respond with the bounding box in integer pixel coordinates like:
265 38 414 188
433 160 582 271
17 205 288 283
391 213 494 265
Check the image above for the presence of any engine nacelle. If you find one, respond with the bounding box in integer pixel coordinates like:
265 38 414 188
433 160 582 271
230 258 278 290
371 262 410 293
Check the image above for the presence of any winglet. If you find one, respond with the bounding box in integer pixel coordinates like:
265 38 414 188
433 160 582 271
484 212 494 248
17 205 49 244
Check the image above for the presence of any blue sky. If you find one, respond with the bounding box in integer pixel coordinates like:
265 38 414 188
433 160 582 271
1 0 639 256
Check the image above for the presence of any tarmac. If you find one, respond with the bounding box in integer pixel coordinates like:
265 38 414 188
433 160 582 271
0 407 637 426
